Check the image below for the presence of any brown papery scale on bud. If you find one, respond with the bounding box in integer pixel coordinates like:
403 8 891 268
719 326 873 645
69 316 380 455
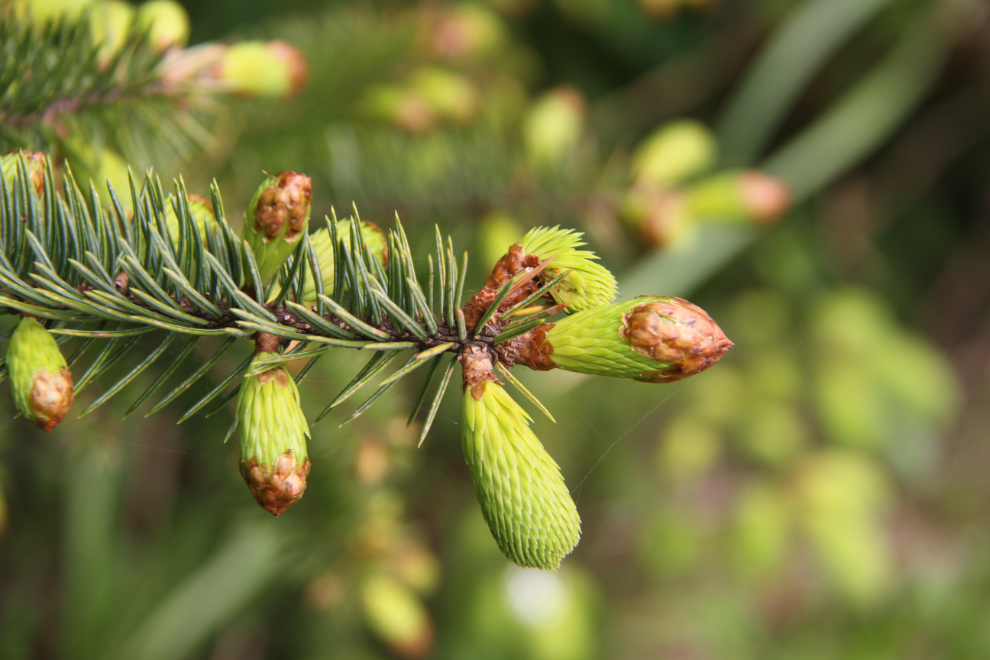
739 171 790 225
253 172 312 243
240 451 311 517
460 344 498 400
494 324 557 372
30 368 74 432
620 297 733 383
462 243 540 331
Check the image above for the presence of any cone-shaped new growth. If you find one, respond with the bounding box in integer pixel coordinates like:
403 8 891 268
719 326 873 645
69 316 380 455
545 297 732 382
519 227 617 313
461 376 581 569
7 317 74 431
237 353 311 516
245 171 312 284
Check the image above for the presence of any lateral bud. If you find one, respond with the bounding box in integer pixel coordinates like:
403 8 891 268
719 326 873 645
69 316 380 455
7 317 74 431
244 171 312 283
542 296 732 383
236 352 311 516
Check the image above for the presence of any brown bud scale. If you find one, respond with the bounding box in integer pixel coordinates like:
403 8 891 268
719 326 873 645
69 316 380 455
460 344 497 400
462 243 540 332
240 451 311 517
494 323 557 372
30 367 74 432
253 172 312 243
619 298 732 382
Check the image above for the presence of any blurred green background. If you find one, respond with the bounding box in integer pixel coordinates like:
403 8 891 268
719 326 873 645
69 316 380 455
4 0 990 658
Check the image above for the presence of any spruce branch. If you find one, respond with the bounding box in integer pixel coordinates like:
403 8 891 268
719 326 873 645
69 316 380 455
0 151 733 568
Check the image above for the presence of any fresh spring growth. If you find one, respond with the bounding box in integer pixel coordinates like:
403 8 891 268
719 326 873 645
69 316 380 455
245 171 312 284
7 317 74 432
461 378 581 569
0 150 45 197
163 192 216 247
684 170 791 226
219 41 308 99
519 226 617 313
631 119 717 187
237 352 311 516
544 296 733 382
297 221 388 302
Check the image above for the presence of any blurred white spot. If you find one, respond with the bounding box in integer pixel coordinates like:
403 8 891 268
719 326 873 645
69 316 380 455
503 565 567 628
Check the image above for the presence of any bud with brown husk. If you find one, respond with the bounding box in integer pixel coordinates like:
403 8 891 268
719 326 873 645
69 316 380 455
244 171 312 284
684 169 791 226
237 337 311 516
528 296 732 382
7 317 74 431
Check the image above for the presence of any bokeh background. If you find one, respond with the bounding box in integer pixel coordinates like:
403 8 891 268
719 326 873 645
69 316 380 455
3 0 990 658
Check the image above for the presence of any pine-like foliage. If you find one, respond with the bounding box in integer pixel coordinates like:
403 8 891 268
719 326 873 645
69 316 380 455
0 150 732 567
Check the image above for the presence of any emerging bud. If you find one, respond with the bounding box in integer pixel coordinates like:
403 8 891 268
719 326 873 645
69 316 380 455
163 192 216 247
520 226 617 313
684 170 791 226
620 185 690 248
1 151 46 197
631 119 717 187
219 41 308 99
134 0 190 51
245 171 312 284
236 354 311 516
7 317 74 431
544 296 732 382
461 378 581 569
298 220 387 302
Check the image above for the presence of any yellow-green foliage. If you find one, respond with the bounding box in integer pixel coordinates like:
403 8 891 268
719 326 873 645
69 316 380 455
461 381 580 569
519 226 616 313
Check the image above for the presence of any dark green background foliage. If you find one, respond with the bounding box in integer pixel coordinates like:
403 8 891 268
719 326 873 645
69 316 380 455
3 0 990 658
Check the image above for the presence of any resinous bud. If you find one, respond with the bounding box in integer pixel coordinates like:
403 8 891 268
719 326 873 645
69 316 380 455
237 354 311 516
245 171 312 284
544 296 732 382
7 317 74 431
